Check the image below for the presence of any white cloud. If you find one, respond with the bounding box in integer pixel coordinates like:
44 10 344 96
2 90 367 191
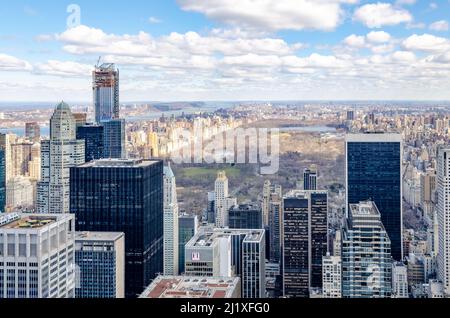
395 0 416 5
344 34 366 48
34 60 93 77
178 0 358 32
148 17 162 24
429 20 449 31
353 3 413 28
366 31 391 43
0 54 33 71
402 34 450 52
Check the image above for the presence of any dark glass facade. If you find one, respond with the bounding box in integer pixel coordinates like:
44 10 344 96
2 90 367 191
282 191 328 297
0 147 5 213
70 159 163 298
178 215 197 274
228 204 263 229
346 139 402 260
310 192 328 288
282 197 309 298
102 119 125 159
76 125 104 162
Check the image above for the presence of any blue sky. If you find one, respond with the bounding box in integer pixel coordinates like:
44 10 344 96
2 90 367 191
1 0 450 101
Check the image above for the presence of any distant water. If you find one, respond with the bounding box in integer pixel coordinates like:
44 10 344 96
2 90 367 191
0 127 50 137
279 126 337 133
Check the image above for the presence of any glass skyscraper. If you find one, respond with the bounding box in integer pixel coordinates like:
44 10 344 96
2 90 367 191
76 124 104 162
93 63 120 123
346 133 402 261
228 204 263 230
102 119 126 159
178 213 198 274
282 190 328 298
0 143 5 213
70 159 164 298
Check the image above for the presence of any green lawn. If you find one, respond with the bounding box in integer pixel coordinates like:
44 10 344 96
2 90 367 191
179 166 241 178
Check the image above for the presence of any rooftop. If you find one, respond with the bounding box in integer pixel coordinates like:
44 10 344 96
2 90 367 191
0 213 58 229
78 158 161 168
186 227 264 248
75 231 124 242
139 276 240 299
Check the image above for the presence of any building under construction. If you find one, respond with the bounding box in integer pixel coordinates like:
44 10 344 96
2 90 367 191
93 63 120 123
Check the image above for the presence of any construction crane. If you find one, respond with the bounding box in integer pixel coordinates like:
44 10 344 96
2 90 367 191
96 56 102 68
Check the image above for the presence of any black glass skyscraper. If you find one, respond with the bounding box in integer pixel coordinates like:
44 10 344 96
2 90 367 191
102 119 126 159
0 144 5 213
228 204 263 229
76 124 104 162
346 133 402 261
70 159 163 298
282 190 328 298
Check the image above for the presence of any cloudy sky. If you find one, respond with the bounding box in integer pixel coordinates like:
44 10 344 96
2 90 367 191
1 0 450 102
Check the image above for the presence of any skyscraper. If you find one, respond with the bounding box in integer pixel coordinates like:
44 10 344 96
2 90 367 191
437 147 450 295
262 180 271 227
102 119 126 159
25 122 40 143
70 159 164 298
0 213 76 298
282 190 328 298
0 138 5 213
76 124 104 162
228 203 263 230
178 213 198 274
36 102 85 214
303 165 318 191
215 171 230 227
93 63 120 123
346 133 402 261
163 164 179 276
75 232 125 298
269 188 282 263
342 201 392 298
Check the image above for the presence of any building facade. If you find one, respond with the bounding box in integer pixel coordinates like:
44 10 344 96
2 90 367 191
228 204 263 230
346 133 403 261
70 159 164 298
342 201 392 298
93 63 120 123
282 190 328 297
178 214 198 274
0 213 75 298
75 232 125 298
36 102 85 214
163 165 179 276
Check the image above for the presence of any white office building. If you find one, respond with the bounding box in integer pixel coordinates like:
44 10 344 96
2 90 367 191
322 253 342 298
437 147 450 295
163 164 179 275
0 213 76 298
37 102 85 214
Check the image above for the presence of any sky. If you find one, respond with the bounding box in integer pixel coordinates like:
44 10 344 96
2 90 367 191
1 0 450 102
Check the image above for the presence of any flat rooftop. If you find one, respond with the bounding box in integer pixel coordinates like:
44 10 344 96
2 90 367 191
186 227 264 248
349 201 380 217
346 133 402 143
139 276 240 299
0 213 58 229
75 231 124 242
78 158 160 168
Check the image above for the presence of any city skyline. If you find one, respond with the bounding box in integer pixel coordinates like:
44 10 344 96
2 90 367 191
1 1 450 102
